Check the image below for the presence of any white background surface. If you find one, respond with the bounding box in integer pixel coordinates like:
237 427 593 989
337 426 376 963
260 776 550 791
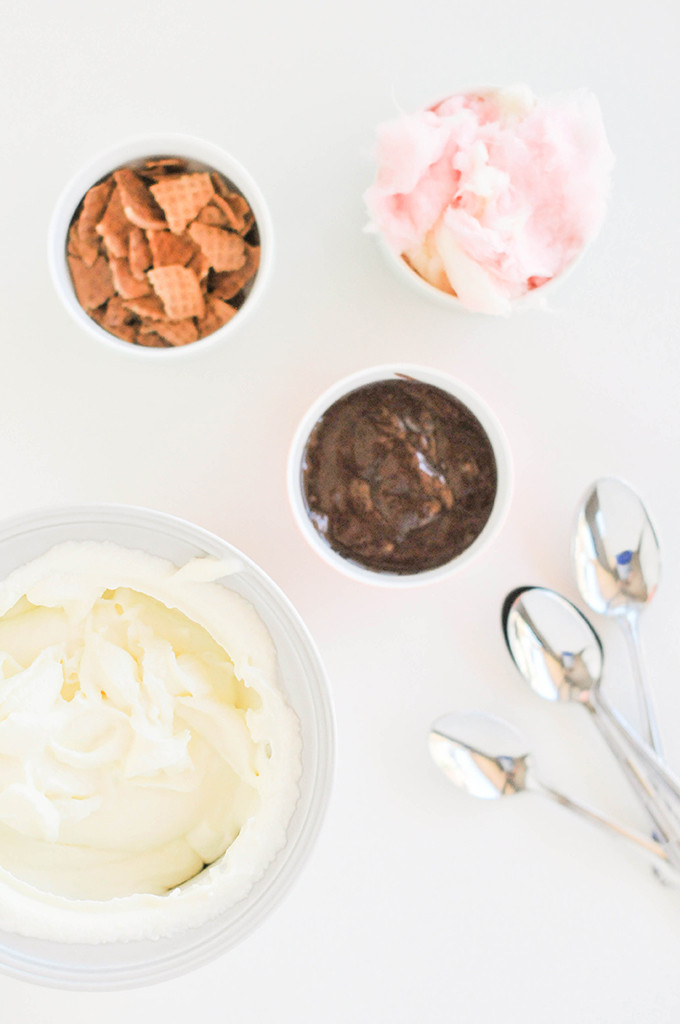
2 0 680 1019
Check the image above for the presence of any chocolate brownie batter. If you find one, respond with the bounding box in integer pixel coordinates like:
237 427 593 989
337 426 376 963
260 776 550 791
301 377 498 574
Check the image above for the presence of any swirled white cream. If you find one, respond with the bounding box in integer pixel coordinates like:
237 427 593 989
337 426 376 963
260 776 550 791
0 541 301 943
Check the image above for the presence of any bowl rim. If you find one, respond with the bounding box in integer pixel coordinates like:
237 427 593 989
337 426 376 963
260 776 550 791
0 502 335 989
48 132 274 359
286 363 513 587
378 232 587 313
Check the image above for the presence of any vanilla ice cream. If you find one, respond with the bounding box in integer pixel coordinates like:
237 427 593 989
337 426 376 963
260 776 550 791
365 85 614 314
0 541 301 943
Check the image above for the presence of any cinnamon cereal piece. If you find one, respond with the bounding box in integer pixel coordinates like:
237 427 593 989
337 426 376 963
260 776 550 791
88 306 106 327
68 254 115 309
187 249 211 281
147 264 205 319
188 222 246 272
135 330 170 348
101 314 138 344
77 177 114 266
210 243 260 300
197 295 238 338
128 227 152 280
209 194 242 231
67 223 83 258
147 229 197 268
149 173 214 234
211 192 254 236
96 186 130 259
196 202 230 228
148 318 199 346
109 257 150 300
123 293 167 319
210 295 238 325
113 168 167 230
141 157 188 179
210 171 239 202
101 295 134 331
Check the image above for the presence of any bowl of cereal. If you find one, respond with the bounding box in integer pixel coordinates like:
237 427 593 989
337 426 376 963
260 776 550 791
49 134 272 355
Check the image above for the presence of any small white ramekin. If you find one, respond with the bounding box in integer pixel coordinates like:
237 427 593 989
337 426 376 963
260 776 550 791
48 133 273 358
370 85 599 315
287 364 513 587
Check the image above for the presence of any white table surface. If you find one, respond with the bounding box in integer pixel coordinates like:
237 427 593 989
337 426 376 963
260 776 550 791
2 0 680 1020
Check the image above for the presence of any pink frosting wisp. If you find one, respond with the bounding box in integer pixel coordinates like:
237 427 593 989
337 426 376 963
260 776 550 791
364 86 614 314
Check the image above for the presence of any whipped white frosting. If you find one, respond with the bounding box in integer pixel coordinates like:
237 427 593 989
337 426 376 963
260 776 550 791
0 541 301 943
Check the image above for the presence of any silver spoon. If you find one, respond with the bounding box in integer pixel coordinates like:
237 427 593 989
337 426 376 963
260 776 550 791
573 477 662 754
429 711 670 868
502 586 680 865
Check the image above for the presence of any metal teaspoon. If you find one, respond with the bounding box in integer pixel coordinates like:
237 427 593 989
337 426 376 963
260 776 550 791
573 477 663 754
429 711 670 869
502 586 680 865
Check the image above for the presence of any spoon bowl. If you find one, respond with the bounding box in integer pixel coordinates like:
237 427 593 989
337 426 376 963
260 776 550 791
574 477 660 615
502 585 680 861
502 586 603 704
429 712 531 799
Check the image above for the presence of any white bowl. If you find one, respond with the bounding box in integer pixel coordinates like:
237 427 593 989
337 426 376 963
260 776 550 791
378 234 585 314
0 504 334 989
287 364 512 587
370 85 600 315
377 236 467 311
48 134 273 358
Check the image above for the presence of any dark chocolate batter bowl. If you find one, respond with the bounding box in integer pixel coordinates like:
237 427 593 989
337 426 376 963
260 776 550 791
288 367 512 584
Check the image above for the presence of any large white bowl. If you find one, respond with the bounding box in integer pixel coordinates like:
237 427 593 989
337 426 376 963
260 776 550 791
287 364 513 587
48 133 273 358
0 504 334 989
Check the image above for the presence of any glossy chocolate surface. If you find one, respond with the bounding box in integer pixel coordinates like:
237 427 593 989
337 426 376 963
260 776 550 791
301 378 498 574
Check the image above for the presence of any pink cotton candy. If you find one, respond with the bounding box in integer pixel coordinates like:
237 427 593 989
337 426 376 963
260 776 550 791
365 86 614 313
366 112 459 252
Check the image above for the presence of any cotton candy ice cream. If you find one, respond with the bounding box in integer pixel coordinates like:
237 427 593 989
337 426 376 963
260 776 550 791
364 85 614 314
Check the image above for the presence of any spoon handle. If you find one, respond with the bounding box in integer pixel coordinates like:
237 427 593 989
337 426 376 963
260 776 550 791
591 693 680 860
619 611 664 756
527 776 675 880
